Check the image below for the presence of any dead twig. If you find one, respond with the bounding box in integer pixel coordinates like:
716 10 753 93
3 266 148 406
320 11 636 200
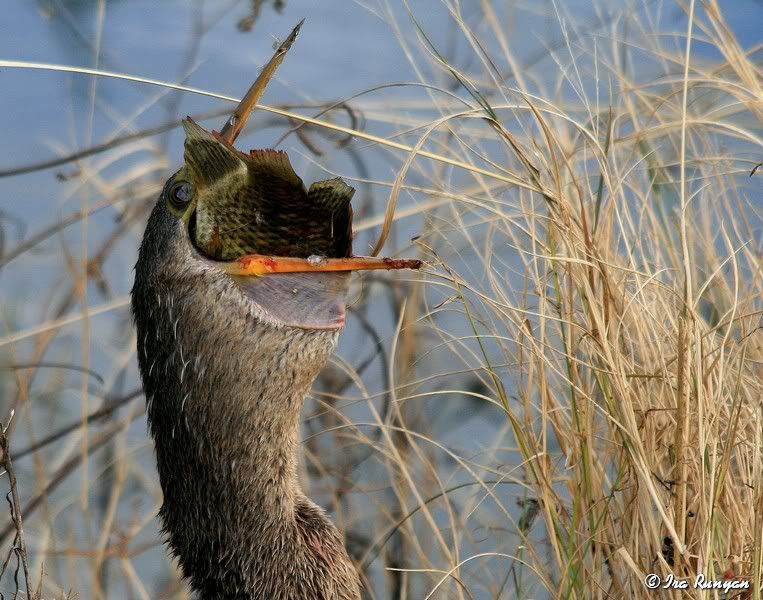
0 414 33 598
10 388 142 462
0 409 144 544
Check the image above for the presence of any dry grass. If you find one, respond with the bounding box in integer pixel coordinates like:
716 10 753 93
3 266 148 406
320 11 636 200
0 0 761 598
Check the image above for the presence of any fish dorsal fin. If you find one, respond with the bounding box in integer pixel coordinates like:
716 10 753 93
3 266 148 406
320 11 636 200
241 149 309 221
182 118 245 186
247 149 304 188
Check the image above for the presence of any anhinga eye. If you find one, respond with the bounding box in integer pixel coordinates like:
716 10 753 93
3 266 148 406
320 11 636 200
168 180 195 209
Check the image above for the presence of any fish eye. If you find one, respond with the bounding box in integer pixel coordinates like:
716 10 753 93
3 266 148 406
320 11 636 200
168 180 194 209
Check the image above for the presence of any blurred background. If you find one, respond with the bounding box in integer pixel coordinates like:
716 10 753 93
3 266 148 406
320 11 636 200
1 1 761 598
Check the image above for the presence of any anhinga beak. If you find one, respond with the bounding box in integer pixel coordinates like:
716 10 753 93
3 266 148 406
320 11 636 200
221 255 422 276
200 20 421 279
216 19 304 147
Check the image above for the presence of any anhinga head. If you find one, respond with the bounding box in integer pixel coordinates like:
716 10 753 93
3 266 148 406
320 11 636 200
133 115 355 331
129 22 416 598
133 20 419 335
133 20 359 331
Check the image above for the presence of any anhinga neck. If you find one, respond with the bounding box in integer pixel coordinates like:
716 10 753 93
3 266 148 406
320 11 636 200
132 265 360 598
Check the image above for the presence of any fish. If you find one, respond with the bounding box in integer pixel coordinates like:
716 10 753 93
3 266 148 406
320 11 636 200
180 117 354 262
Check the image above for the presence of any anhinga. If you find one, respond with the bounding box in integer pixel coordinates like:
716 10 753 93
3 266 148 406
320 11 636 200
131 22 419 599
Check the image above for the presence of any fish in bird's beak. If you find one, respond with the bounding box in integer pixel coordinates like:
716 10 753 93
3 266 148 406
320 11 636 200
169 20 420 329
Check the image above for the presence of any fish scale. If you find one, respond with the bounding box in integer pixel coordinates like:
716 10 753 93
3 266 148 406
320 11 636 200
182 118 354 261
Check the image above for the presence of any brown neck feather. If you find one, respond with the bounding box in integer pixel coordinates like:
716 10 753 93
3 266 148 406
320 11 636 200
132 227 360 599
